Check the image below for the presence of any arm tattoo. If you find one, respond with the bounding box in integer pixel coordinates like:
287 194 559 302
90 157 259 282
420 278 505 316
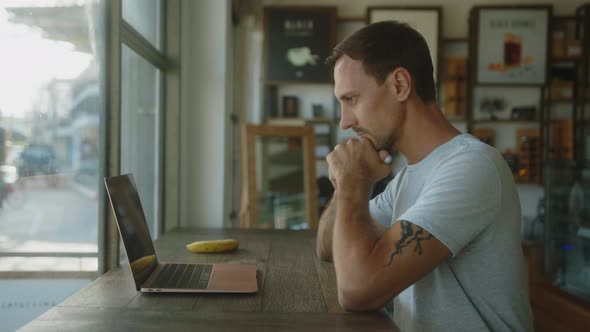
387 220 433 265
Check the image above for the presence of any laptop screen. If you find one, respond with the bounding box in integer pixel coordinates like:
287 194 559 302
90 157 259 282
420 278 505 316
104 174 158 290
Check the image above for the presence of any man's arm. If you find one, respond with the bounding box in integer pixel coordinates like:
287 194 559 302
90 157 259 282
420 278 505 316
316 196 337 261
332 180 451 311
326 138 451 311
316 194 386 262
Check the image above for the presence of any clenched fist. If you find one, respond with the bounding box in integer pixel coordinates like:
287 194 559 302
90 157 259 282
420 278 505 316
327 137 391 190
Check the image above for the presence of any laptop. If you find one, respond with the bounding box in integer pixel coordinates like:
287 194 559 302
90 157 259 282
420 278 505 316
104 174 257 293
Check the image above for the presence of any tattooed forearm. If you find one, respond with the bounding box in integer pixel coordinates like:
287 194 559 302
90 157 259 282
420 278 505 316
387 220 434 265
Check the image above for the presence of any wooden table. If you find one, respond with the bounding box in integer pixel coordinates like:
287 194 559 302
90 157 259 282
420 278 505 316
21 228 398 331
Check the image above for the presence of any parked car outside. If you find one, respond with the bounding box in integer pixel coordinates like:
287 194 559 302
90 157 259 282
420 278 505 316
17 143 57 177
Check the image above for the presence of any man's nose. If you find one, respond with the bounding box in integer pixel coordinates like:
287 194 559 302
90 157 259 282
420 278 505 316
340 108 357 130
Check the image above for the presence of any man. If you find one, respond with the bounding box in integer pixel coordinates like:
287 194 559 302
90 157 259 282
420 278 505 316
316 21 533 331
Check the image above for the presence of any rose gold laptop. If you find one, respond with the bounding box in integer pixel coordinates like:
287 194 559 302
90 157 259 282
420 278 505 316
104 174 257 293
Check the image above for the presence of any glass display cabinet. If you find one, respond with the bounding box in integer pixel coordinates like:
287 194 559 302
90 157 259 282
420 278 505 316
543 164 590 300
542 4 590 302
240 124 319 230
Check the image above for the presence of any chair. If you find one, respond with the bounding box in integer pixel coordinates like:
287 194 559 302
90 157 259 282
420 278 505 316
240 124 319 230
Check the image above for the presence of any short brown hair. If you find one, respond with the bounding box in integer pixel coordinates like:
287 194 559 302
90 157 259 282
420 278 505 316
325 21 436 102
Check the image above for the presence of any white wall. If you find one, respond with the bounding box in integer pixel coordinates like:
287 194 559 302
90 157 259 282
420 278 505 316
180 0 587 228
234 0 589 222
264 0 582 34
180 0 231 228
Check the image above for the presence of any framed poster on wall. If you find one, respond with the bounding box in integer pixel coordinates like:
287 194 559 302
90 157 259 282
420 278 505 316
367 7 442 83
474 6 551 85
264 6 336 83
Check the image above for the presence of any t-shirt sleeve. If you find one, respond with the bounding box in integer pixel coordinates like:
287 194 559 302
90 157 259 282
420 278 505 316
399 152 502 256
369 177 397 228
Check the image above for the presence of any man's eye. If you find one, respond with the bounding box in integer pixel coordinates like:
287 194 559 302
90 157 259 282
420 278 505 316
346 96 357 104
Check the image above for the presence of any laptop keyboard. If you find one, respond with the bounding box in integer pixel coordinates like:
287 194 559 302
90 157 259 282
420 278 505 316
150 263 213 289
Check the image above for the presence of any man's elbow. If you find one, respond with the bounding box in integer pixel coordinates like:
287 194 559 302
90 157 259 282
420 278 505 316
337 287 384 312
336 270 399 312
316 245 333 262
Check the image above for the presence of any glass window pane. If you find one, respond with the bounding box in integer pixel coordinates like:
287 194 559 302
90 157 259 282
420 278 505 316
256 136 307 230
0 1 100 268
122 0 162 50
121 45 160 239
544 165 590 298
0 0 102 329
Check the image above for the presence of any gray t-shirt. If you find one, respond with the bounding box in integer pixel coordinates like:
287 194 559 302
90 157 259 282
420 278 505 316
370 134 533 332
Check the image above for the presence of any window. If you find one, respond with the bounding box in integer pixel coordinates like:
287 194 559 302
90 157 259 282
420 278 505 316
120 0 166 239
122 0 162 50
0 0 174 329
0 0 101 278
120 45 162 237
0 0 102 329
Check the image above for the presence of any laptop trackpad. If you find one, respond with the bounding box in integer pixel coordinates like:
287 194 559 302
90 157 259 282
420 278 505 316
208 264 257 293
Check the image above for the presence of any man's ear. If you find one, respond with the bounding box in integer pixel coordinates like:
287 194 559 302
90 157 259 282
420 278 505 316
386 68 412 102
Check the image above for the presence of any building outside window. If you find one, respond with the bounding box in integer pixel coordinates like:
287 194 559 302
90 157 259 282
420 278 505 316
0 0 167 329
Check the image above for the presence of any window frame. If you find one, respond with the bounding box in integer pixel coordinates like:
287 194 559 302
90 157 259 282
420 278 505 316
0 0 179 282
100 0 179 274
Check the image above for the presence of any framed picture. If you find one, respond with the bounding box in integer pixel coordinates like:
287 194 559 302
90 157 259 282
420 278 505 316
367 7 442 83
473 6 551 85
282 96 299 117
264 6 336 83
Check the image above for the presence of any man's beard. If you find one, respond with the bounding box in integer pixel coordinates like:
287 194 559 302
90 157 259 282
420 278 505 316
373 114 405 154
353 107 405 154
381 107 406 154
353 127 398 154
374 130 398 154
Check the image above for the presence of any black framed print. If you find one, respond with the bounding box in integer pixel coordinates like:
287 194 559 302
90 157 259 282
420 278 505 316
474 6 551 85
264 6 336 83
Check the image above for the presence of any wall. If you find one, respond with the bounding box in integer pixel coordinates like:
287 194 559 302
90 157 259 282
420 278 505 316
264 0 582 33
179 0 231 228
232 0 589 224
0 279 91 331
181 0 587 228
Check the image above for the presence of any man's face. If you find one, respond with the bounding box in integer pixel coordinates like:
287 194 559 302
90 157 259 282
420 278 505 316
333 55 405 153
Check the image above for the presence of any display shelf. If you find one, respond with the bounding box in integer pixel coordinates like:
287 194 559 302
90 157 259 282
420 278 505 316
551 56 583 63
446 116 466 122
264 80 333 86
472 119 540 124
549 98 576 103
442 36 468 43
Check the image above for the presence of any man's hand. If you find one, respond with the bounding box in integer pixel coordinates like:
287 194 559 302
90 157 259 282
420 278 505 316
317 137 389 262
327 137 391 190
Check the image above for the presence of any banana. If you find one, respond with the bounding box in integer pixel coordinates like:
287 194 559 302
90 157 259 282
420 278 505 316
186 239 239 253
129 254 156 273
